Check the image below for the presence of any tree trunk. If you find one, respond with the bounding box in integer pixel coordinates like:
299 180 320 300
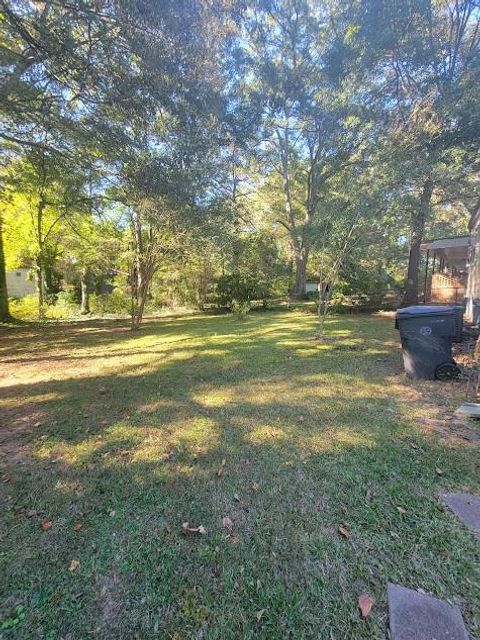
36 198 46 318
36 253 46 318
130 210 158 331
292 247 309 298
403 178 433 306
80 267 91 314
0 216 11 322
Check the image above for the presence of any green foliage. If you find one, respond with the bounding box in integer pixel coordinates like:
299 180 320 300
90 290 131 315
215 273 260 309
9 292 80 320
1 1 479 320
8 295 39 321
1 604 26 631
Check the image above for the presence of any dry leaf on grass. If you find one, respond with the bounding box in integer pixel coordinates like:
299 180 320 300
222 516 233 529
396 506 407 514
338 524 352 538
358 593 374 618
216 458 226 477
226 532 240 544
256 609 266 622
69 559 80 572
182 522 207 535
252 482 260 491
41 520 53 531
73 523 83 531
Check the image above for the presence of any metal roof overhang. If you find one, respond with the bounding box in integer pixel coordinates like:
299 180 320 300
421 236 469 271
420 236 470 251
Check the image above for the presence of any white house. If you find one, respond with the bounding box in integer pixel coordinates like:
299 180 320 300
6 268 37 299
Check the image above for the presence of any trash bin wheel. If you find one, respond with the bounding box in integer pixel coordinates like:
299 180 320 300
434 362 461 381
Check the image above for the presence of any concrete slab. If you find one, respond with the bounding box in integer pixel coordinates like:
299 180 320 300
455 403 480 418
442 493 480 539
388 583 469 640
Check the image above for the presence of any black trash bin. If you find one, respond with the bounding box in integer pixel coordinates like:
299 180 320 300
395 305 463 380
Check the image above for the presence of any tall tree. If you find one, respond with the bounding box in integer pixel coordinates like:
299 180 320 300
245 0 374 296
350 0 480 304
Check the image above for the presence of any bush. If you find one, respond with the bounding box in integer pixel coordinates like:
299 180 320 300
232 299 251 318
9 295 39 320
48 291 80 318
9 293 81 320
215 273 261 309
90 289 131 314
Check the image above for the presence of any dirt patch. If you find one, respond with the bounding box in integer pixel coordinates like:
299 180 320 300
92 568 124 635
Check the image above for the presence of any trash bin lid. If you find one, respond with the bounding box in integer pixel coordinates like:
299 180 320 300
396 305 462 318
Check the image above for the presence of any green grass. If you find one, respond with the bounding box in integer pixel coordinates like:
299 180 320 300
0 311 479 639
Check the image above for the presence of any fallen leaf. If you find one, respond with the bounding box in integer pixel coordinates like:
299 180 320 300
298 415 305 422
358 593 374 618
27 509 37 518
256 609 266 622
252 482 260 491
73 523 83 531
182 522 207 535
41 520 53 531
396 506 407 514
226 532 240 544
216 466 224 478
338 524 352 538
222 516 233 529
34 421 42 428
69 559 80 572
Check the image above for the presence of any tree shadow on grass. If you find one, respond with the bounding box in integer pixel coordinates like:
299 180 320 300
1 313 479 639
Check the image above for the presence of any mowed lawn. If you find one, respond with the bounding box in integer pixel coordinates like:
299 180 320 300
0 311 479 639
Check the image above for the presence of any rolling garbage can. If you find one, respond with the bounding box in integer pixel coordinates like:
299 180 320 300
395 305 463 380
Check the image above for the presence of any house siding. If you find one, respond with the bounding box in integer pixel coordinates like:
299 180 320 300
6 268 37 299
466 217 480 323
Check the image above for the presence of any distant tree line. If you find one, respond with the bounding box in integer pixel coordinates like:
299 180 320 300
0 0 478 327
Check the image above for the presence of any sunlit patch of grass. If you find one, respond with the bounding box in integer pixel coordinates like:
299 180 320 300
0 392 63 408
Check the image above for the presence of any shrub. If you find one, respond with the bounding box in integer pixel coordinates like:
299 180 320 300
215 273 260 309
48 291 80 318
90 288 131 314
9 295 39 320
232 299 251 319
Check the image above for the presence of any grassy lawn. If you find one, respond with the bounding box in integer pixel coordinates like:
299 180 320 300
1 311 479 639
